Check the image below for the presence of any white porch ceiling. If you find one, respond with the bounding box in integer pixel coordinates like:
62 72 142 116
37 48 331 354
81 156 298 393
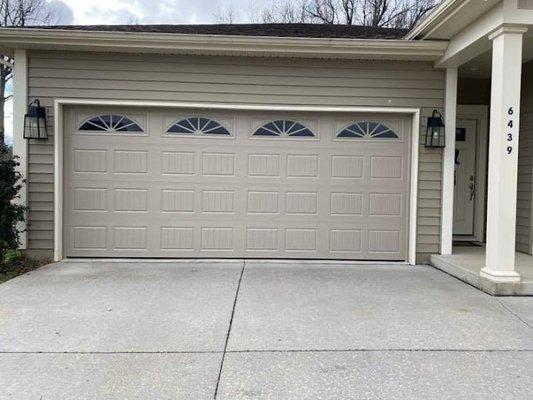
459 32 533 78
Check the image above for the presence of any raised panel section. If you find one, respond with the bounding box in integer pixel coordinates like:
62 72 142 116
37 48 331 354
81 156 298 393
330 229 362 252
370 156 402 179
114 150 147 173
518 0 533 9
202 153 235 176
369 193 402 216
74 188 106 211
74 150 106 172
287 155 318 177
286 228 317 251
368 230 400 253
161 152 195 175
201 228 233 250
246 228 278 250
114 227 147 250
114 189 148 211
162 190 195 212
247 191 279 214
331 156 364 178
248 154 280 177
286 192 317 215
73 227 106 249
330 192 363 215
202 190 234 213
161 227 194 250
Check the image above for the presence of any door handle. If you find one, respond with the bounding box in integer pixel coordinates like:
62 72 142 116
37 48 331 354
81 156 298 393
469 175 475 201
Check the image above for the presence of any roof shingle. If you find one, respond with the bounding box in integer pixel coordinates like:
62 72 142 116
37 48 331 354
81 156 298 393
31 23 409 40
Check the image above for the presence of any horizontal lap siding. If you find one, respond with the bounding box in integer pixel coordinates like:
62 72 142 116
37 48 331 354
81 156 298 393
26 51 444 261
517 62 533 254
517 119 533 254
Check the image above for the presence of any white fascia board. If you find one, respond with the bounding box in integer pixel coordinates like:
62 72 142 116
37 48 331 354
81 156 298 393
406 0 502 41
0 28 447 61
405 0 461 40
435 4 504 68
435 1 533 68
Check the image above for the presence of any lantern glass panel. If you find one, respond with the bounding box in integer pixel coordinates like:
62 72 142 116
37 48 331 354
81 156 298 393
24 116 47 139
23 100 48 139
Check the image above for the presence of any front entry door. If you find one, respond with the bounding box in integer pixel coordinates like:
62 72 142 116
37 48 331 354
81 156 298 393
453 118 477 236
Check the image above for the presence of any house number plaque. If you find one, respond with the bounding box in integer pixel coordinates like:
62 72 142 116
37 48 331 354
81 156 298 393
507 107 515 155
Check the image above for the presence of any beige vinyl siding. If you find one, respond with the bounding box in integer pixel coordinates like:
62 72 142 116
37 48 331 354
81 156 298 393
26 50 444 262
516 61 533 254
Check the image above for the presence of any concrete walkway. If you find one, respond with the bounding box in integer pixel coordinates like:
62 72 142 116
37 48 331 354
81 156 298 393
0 261 532 399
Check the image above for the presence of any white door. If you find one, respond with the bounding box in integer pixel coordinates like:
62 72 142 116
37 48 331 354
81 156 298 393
64 106 411 260
453 118 477 236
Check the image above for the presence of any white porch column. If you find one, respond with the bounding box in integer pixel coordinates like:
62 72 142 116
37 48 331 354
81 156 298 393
12 49 28 249
481 25 527 282
440 67 458 255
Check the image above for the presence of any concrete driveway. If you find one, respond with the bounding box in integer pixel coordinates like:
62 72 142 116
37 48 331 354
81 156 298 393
0 261 532 399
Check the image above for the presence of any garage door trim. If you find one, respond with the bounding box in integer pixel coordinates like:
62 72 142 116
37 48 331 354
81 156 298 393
53 99 420 264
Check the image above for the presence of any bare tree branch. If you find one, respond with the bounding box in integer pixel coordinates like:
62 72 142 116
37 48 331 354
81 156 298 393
214 2 240 24
231 0 440 27
305 0 337 24
258 0 310 23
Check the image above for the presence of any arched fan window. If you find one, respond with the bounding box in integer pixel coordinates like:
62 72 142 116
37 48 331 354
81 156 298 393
167 117 230 135
79 115 144 133
253 120 315 137
337 122 398 139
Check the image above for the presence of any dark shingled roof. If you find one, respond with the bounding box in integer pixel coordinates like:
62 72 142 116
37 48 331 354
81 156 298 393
31 23 409 40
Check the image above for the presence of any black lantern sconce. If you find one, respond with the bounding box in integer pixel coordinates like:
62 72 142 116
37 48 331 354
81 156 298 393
425 109 445 148
23 99 48 140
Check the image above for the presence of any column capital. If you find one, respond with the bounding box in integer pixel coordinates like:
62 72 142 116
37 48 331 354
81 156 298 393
488 24 528 41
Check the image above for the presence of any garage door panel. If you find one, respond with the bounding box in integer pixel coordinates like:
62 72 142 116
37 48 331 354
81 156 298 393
66 227 405 259
65 108 410 260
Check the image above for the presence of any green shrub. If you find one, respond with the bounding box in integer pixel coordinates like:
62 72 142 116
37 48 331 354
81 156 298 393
0 144 27 263
3 249 23 264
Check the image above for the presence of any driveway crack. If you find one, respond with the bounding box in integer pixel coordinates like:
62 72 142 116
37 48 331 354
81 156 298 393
213 259 245 399
493 297 533 330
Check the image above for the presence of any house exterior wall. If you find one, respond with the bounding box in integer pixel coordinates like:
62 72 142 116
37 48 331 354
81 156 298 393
516 61 533 254
25 50 445 262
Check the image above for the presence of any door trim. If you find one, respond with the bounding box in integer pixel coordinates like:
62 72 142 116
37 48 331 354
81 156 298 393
455 104 489 243
54 98 420 264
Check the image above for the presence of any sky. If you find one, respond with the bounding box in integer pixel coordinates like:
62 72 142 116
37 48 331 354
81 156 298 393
51 0 268 25
4 0 269 145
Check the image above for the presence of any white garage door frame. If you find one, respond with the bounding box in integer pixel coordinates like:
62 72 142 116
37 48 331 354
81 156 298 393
53 99 420 264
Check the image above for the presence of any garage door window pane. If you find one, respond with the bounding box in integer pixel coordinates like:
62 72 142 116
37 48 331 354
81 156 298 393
79 115 144 133
167 117 230 135
337 122 398 139
253 120 315 137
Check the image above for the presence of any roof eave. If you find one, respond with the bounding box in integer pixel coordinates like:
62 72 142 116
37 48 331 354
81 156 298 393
0 27 448 61
404 0 461 40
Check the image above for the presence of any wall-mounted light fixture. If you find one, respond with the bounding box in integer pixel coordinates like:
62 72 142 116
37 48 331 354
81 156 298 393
23 99 47 140
425 109 445 148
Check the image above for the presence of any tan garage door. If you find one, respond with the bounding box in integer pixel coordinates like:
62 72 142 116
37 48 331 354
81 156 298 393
64 106 411 260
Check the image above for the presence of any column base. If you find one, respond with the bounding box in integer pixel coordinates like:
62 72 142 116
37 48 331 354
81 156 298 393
480 267 521 283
